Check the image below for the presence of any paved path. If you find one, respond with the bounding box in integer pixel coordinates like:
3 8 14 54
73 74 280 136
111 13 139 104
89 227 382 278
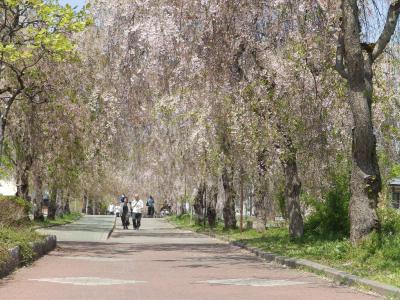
0 217 381 300
37 215 115 242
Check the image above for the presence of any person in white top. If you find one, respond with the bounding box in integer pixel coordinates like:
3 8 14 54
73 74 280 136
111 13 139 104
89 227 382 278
131 194 144 230
108 203 115 215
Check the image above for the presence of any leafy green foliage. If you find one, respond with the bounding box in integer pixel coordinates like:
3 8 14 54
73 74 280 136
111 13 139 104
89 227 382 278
0 0 91 63
390 164 400 178
0 211 81 268
379 207 400 236
0 226 43 264
304 171 350 239
0 195 44 265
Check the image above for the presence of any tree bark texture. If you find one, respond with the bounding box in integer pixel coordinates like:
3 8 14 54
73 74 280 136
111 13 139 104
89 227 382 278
222 165 237 229
280 143 304 239
64 193 71 215
0 117 6 158
338 0 395 243
47 193 56 220
254 150 269 232
33 172 44 221
207 182 218 227
16 163 30 201
55 189 64 217
14 128 33 202
193 183 206 225
48 187 63 219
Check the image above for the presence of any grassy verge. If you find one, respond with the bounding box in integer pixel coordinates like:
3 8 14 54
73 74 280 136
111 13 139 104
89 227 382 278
0 212 81 268
0 225 44 265
33 212 82 228
169 214 400 288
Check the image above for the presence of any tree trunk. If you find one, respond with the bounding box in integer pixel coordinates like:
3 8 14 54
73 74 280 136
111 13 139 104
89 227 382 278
55 189 64 217
32 172 44 221
0 117 6 158
249 188 253 217
47 188 57 220
13 103 34 202
222 166 236 229
280 142 303 239
193 183 205 225
92 198 96 215
254 188 268 232
207 182 218 227
254 150 269 232
64 193 71 215
341 0 382 244
15 150 32 202
16 165 30 201
82 191 88 214
240 171 244 232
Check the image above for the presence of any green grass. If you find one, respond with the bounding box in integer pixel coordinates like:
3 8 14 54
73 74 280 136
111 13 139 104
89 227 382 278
33 212 82 228
0 212 81 269
0 225 44 264
169 214 400 288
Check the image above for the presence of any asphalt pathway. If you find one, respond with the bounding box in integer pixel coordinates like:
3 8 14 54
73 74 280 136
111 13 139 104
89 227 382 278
0 216 381 300
37 215 115 242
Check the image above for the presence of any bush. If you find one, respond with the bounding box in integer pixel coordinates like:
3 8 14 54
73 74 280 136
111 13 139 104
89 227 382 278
378 207 400 235
305 171 350 239
0 226 43 263
0 196 31 226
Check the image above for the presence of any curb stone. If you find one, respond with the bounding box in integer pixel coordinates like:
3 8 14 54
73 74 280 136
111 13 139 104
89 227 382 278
230 238 400 299
0 246 20 278
107 216 116 239
0 235 57 279
187 228 400 299
30 235 57 258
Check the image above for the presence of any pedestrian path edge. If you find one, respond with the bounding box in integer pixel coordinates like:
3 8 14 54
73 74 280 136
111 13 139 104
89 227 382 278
107 216 116 239
230 240 400 299
0 235 57 279
175 225 400 299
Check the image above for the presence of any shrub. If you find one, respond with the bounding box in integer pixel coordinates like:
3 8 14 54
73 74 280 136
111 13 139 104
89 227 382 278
0 226 43 263
305 171 350 239
0 196 31 226
378 207 400 235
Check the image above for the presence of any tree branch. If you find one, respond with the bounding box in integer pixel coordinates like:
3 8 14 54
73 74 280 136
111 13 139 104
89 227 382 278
372 0 400 61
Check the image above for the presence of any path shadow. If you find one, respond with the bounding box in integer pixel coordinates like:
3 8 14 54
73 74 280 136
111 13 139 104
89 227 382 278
111 231 202 238
55 241 268 267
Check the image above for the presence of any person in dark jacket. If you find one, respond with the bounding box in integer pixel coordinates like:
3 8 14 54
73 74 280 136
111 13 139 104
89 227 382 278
120 197 131 229
119 194 126 203
146 195 155 217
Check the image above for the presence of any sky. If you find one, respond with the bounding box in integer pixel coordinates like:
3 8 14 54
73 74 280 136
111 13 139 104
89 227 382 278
58 0 86 8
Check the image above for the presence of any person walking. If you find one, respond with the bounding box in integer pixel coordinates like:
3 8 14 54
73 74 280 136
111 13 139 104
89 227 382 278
108 203 115 215
120 197 131 229
131 194 144 230
146 195 155 217
119 194 126 203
